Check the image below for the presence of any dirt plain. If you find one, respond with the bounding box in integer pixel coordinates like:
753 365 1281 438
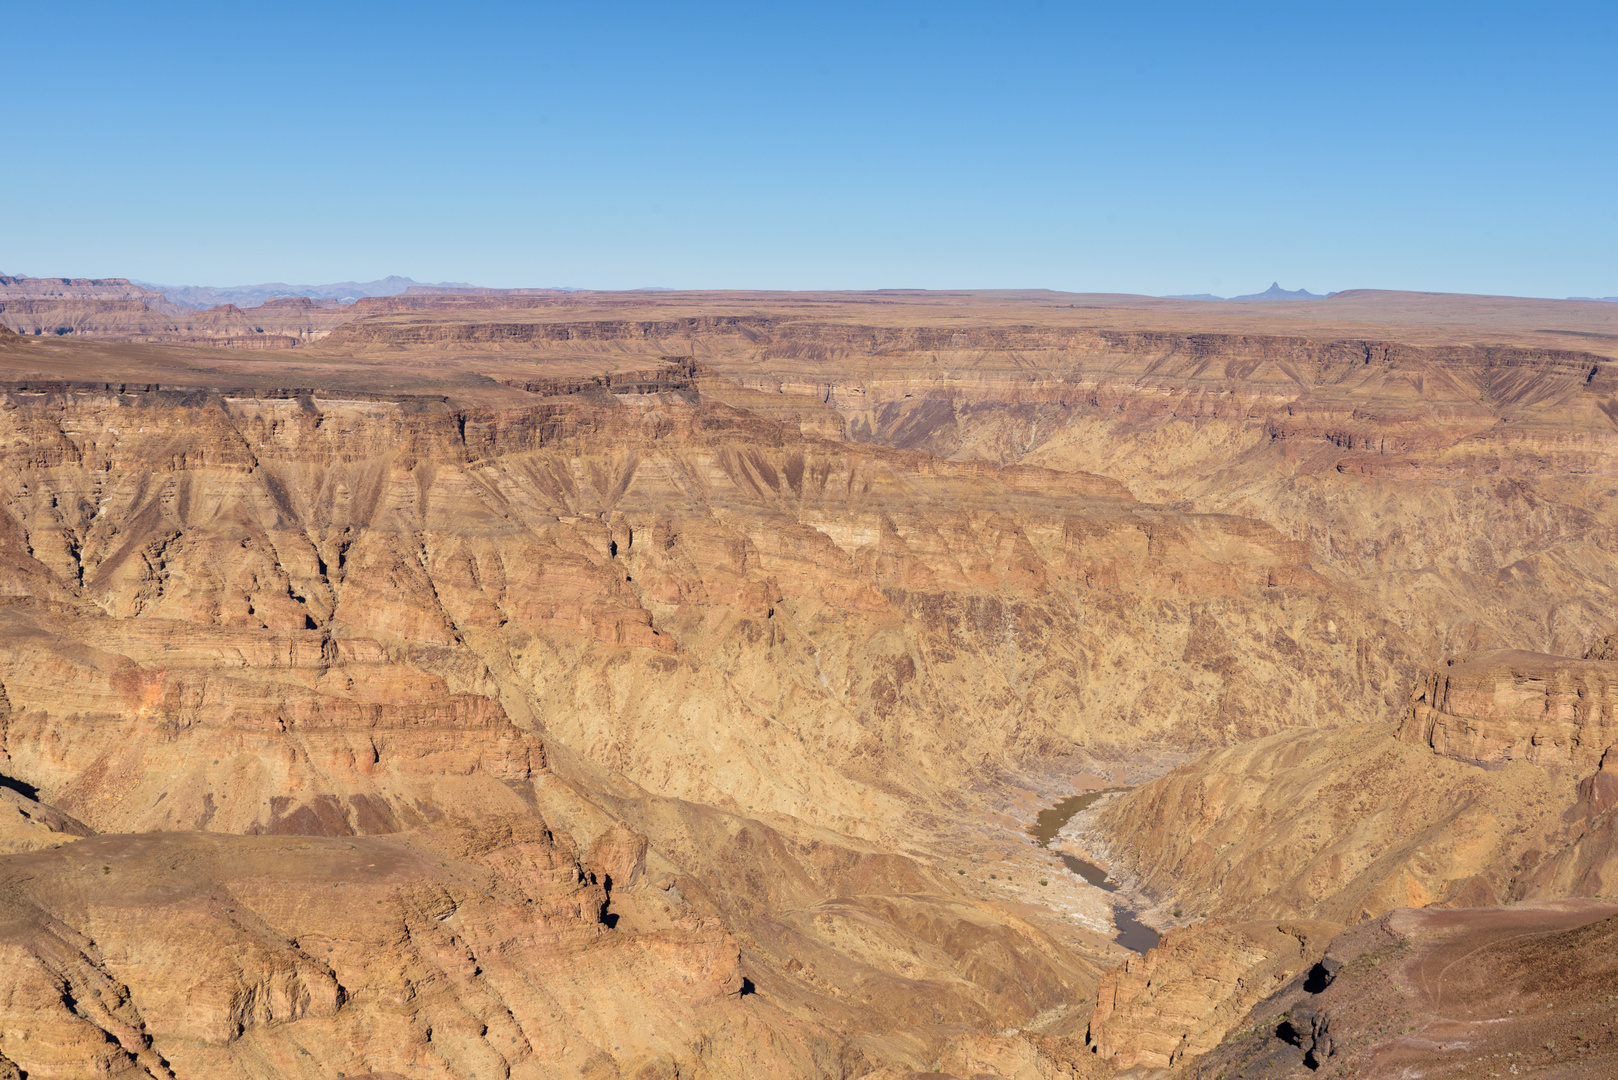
0 286 1616 1078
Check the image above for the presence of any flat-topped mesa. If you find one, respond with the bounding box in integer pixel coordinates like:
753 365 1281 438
1398 649 1618 771
0 276 158 300
318 311 1612 370
0 287 353 345
323 312 777 349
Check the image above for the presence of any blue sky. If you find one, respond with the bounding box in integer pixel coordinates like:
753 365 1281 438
4 1 1614 296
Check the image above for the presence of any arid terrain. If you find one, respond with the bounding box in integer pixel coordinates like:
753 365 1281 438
1 285 1617 1078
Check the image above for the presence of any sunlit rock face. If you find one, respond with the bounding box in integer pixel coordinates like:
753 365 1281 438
0 380 1413 835
1400 649 1618 770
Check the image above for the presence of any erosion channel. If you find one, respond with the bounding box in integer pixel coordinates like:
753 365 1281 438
1031 791 1161 954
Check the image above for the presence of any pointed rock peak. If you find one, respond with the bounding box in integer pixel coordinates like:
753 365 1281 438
1229 282 1328 301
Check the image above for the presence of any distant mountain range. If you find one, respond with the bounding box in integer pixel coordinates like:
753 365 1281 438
16 272 1613 308
134 276 479 310
1163 282 1333 302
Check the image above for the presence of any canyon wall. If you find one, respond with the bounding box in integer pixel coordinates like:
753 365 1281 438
1 293 1616 1078
1077 645 1618 1073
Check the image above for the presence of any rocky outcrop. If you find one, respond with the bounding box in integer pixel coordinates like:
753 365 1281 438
1587 633 1618 661
0 822 778 1080
0 786 91 853
1398 649 1618 770
1086 648 1618 928
588 821 649 891
1512 740 1618 898
1192 900 1618 1079
933 1032 1103 1080
1391 649 1618 899
0 607 546 837
1085 919 1339 1070
1074 652 1618 1078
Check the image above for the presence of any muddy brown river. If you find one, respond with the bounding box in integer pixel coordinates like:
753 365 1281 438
1030 791 1161 954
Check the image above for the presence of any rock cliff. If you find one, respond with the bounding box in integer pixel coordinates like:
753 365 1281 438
1086 919 1340 1070
1399 649 1618 770
0 375 1143 1075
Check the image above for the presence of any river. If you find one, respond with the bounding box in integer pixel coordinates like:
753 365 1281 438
1030 791 1161 954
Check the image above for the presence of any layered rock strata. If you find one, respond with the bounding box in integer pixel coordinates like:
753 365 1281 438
0 377 1180 1075
0 820 779 1080
1086 647 1618 920
2 291 1617 1077
1399 649 1618 770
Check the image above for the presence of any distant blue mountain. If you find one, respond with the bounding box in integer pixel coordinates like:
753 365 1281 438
1164 282 1331 302
1229 282 1328 301
136 275 477 310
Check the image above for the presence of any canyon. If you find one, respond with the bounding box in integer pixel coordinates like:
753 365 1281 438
0 287 1616 1078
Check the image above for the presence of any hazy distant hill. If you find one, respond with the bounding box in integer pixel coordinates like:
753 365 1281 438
1164 282 1331 301
1229 282 1328 301
141 275 478 310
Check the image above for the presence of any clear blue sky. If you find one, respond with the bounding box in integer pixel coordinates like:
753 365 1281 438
4 1 1614 297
